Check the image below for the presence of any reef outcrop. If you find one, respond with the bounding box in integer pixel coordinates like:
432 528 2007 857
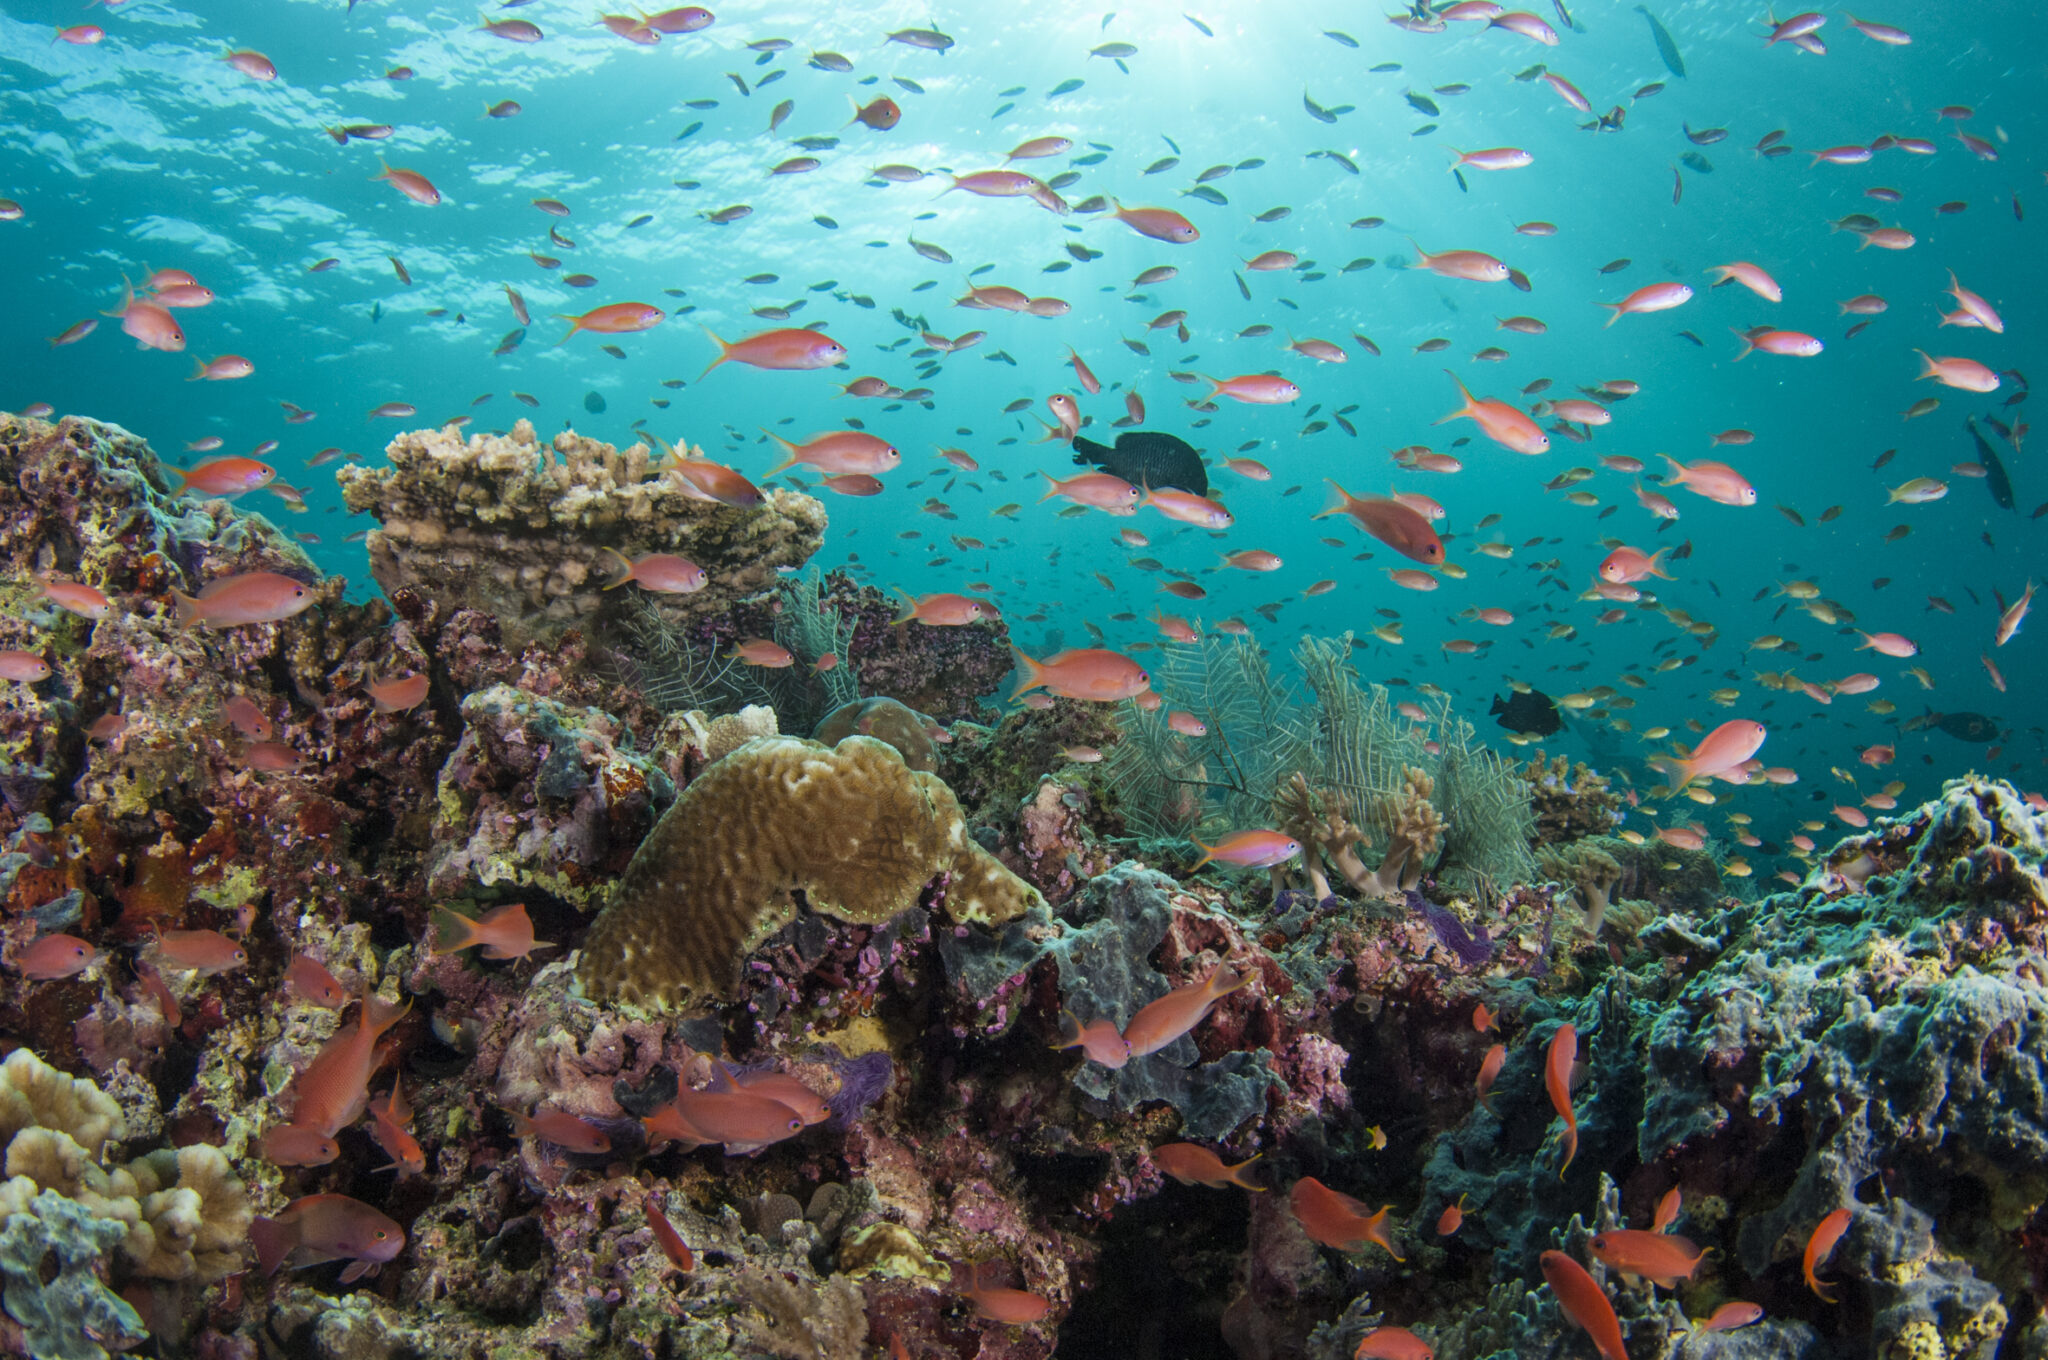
337 420 825 649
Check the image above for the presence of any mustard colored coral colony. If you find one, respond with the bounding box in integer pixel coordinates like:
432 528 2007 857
3 4 2047 1360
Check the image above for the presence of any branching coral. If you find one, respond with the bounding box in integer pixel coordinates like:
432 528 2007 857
1363 766 1445 897
1537 842 1624 938
337 419 825 649
1274 767 1443 901
577 734 1043 1008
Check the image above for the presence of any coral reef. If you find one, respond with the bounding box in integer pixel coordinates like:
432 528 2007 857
3 403 2037 1360
1519 751 1627 846
578 734 1044 1008
338 420 826 649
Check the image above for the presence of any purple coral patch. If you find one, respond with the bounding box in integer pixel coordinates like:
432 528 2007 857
1407 890 1493 967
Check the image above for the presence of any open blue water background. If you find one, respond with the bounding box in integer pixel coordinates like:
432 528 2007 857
3 0 2043 858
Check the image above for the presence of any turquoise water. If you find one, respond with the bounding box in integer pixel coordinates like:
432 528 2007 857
3 0 2041 857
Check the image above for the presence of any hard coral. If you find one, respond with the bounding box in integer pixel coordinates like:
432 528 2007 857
578 734 1044 1008
1537 841 1624 938
1519 750 1626 846
814 696 942 774
338 419 825 649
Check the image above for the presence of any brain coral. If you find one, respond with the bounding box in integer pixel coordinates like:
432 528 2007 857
577 734 1044 1009
337 419 825 649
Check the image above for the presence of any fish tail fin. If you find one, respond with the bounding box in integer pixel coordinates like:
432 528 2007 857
1912 348 1936 379
1007 647 1047 701
1599 302 1624 327
889 587 919 625
1444 147 1464 170
1210 965 1248 999
1558 1126 1577 1178
430 905 479 955
698 325 732 379
505 1108 538 1139
1433 369 1475 422
170 588 205 629
1035 471 1065 503
186 358 207 381
597 545 634 589
551 315 582 346
1647 548 1674 579
248 1215 293 1276
1225 1154 1266 1192
1403 236 1428 270
759 430 800 475
1658 453 1686 484
1049 1010 1084 1052
1314 478 1353 519
1189 839 1217 870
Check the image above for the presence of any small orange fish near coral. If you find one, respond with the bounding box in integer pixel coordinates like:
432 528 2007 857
1152 1142 1263 1191
1289 1177 1403 1259
432 903 551 960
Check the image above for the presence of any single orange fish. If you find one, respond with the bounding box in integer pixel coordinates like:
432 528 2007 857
1540 1251 1628 1360
1700 1300 1764 1331
1436 1193 1468 1237
507 1106 612 1154
285 987 411 1137
1122 964 1246 1057
1355 1326 1434 1360
965 1263 1051 1324
1289 1177 1403 1259
15 933 100 980
1152 1143 1264 1191
1051 1012 1130 1068
1472 1003 1497 1033
1475 1042 1506 1109
366 673 431 713
283 954 347 1008
700 326 847 379
1652 1186 1681 1232
250 1194 405 1283
1804 1207 1852 1301
1547 1023 1578 1177
432 902 551 960
172 571 315 629
154 927 248 975
1009 647 1150 703
1588 1229 1705 1289
366 1077 425 1178
257 1122 341 1167
555 301 663 342
645 1192 694 1271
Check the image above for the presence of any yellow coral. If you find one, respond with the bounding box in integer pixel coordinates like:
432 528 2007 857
0 1051 250 1284
0 1048 125 1157
578 734 1043 1008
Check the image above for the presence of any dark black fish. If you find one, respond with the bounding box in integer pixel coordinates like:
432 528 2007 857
1967 417 2016 510
1636 5 1686 78
1682 152 1713 173
1931 710 2000 743
583 391 606 414
1404 89 1440 117
1491 688 1562 736
1683 124 1725 145
1072 431 1207 495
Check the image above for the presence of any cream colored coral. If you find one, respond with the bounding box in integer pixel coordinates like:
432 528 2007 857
337 419 825 647
1538 842 1624 937
1364 766 1445 898
0 1051 249 1283
578 734 1044 1009
704 705 779 763
0 1048 125 1157
126 1146 252 1281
